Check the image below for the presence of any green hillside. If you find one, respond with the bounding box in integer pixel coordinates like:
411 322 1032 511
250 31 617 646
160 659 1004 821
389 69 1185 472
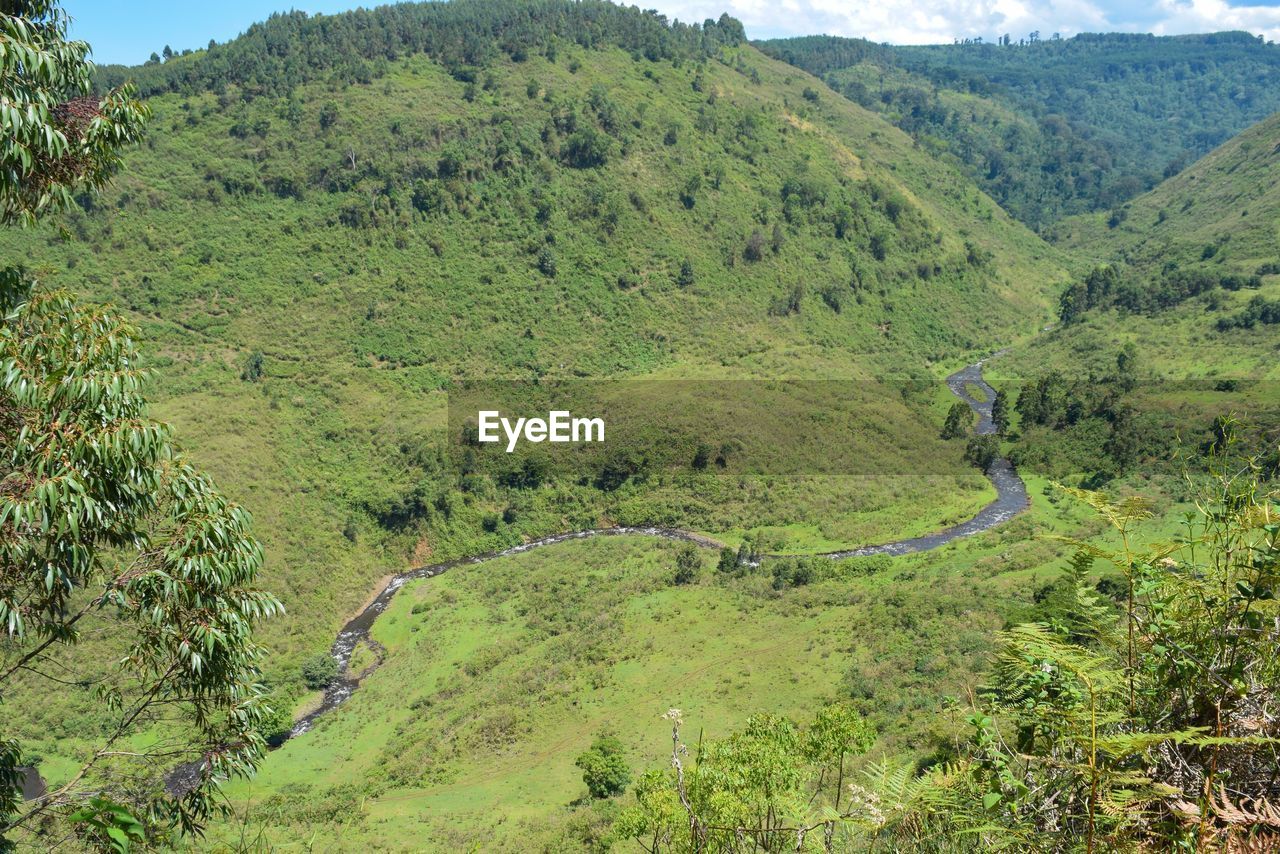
1014 109 1280 380
978 112 1280 499
0 0 1069 801
7 1 1280 850
760 32 1280 230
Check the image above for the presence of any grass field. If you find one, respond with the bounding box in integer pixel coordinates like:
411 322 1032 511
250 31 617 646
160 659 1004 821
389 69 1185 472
190 470 1136 850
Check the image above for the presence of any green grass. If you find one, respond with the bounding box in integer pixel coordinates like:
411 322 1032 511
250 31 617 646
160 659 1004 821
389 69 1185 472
206 499 1104 850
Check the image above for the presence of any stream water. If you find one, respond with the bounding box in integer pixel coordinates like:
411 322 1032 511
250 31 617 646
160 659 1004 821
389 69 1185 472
164 356 1028 795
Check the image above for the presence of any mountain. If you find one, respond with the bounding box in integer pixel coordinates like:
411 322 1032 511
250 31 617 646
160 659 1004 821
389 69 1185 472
1027 109 1280 378
0 0 1071 816
759 32 1280 230
983 110 1280 489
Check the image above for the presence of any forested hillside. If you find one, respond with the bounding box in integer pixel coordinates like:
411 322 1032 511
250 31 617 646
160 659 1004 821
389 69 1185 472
1014 108 1280 379
760 32 1280 229
984 109 1280 509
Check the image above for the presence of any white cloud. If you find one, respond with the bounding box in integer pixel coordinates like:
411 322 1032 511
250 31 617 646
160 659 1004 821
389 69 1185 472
647 0 1280 44
1147 0 1280 43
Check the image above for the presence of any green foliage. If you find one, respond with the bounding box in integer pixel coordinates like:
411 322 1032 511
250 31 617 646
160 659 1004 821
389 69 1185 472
963 434 999 472
300 652 338 690
849 468 1280 851
0 3 279 843
98 2 746 99
941 401 970 439
990 388 1009 436
762 32 1280 230
575 733 631 799
617 705 874 850
0 2 148 225
67 796 145 853
672 542 700 585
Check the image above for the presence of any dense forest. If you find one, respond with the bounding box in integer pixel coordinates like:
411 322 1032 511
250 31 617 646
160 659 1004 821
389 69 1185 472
760 32 1280 229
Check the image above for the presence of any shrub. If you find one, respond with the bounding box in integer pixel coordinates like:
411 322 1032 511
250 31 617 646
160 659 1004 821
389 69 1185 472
537 246 558 277
673 543 701 585
241 351 264 382
301 653 338 690
676 258 695 287
575 734 631 799
561 127 610 168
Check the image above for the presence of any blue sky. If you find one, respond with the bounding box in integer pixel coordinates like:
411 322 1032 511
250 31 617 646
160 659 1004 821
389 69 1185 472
70 0 1280 66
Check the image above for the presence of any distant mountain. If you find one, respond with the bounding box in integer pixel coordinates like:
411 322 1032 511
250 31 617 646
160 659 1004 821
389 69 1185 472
759 32 1280 230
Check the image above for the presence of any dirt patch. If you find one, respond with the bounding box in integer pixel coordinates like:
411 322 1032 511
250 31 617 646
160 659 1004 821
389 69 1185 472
412 535 434 565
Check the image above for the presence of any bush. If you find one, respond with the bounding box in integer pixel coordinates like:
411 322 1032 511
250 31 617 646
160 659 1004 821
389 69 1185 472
241 351 264 382
964 434 1000 472
676 258 695 287
301 652 338 690
256 700 295 747
561 127 610 168
537 246 558 277
575 734 631 799
673 543 701 585
771 557 819 589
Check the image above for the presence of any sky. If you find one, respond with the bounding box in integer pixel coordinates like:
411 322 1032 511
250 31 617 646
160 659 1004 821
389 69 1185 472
70 0 1280 66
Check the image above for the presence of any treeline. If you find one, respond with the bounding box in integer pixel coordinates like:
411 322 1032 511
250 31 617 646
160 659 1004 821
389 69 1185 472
1008 345 1158 478
1058 263 1263 322
1218 294 1280 330
96 0 745 99
759 31 1280 228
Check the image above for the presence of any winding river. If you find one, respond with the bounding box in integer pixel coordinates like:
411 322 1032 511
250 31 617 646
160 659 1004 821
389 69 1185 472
164 355 1027 794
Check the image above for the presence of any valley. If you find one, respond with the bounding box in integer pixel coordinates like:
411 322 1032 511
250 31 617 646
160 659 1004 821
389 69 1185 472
2 1 1278 851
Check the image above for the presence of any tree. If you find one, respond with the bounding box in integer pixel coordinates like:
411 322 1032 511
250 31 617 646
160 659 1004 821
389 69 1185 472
964 434 1000 471
1114 342 1139 392
743 228 765 262
672 543 701 585
676 257 695 287
241 351 264 382
575 734 631 799
804 704 873 810
991 388 1010 435
300 653 338 690
716 547 738 574
941 402 971 439
618 706 875 849
561 126 610 168
1 2 279 843
318 101 339 130
537 246 557 277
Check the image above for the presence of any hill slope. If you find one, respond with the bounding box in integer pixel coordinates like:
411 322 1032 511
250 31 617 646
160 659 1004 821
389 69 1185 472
1022 109 1280 380
0 0 1069 772
760 32 1280 230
